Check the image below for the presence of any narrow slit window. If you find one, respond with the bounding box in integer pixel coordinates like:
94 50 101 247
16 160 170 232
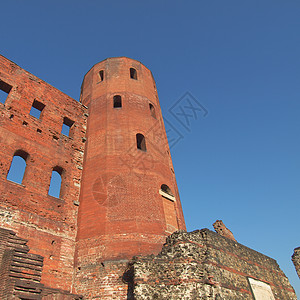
136 133 146 151
0 80 12 104
61 117 74 137
99 70 104 82
30 100 45 119
113 95 122 108
48 166 63 198
130 68 137 80
7 150 29 185
149 103 156 118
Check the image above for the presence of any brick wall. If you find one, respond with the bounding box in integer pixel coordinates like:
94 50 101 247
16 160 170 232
0 54 296 299
0 54 87 291
0 227 81 299
74 57 186 296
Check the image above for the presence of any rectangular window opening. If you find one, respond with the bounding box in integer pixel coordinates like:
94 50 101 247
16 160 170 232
62 117 74 137
99 70 104 82
30 100 45 119
130 68 137 80
0 80 12 104
113 95 122 108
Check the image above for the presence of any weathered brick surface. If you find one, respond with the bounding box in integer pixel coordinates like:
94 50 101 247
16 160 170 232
0 54 87 291
131 229 296 299
0 54 186 298
292 247 300 279
213 220 236 241
0 54 296 299
74 57 186 296
0 227 81 299
75 260 130 299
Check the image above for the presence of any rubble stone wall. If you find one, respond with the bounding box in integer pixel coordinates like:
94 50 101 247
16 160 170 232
292 247 300 279
131 230 296 300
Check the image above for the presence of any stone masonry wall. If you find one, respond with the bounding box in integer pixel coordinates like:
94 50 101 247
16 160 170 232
131 229 296 300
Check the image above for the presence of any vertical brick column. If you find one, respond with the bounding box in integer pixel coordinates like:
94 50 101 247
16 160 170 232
74 57 186 297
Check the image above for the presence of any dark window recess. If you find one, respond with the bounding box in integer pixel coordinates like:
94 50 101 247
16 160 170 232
30 100 45 119
161 184 174 197
130 68 137 80
99 70 104 81
48 166 63 198
136 133 146 151
7 150 29 184
61 117 74 137
0 80 12 104
113 95 122 108
149 103 156 118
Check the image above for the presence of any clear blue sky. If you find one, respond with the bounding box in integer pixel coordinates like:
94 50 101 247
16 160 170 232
1 1 300 295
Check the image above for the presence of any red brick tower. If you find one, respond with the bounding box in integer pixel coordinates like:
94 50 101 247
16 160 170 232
76 57 185 263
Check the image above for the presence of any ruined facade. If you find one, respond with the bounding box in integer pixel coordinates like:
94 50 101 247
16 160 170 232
0 54 297 299
131 229 296 299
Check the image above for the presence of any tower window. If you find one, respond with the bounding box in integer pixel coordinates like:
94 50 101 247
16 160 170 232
130 68 137 80
0 80 12 104
160 184 175 201
99 70 104 82
48 166 64 198
7 150 29 185
61 117 74 137
136 133 146 151
30 100 45 119
149 103 156 119
113 95 122 108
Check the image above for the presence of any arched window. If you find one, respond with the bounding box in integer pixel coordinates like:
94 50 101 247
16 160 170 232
161 184 174 196
48 166 64 198
149 103 156 118
130 68 137 80
136 133 146 151
160 184 177 233
160 184 175 201
7 150 29 184
113 95 122 108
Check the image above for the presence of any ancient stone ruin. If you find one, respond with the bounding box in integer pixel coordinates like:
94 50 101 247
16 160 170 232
0 54 297 299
